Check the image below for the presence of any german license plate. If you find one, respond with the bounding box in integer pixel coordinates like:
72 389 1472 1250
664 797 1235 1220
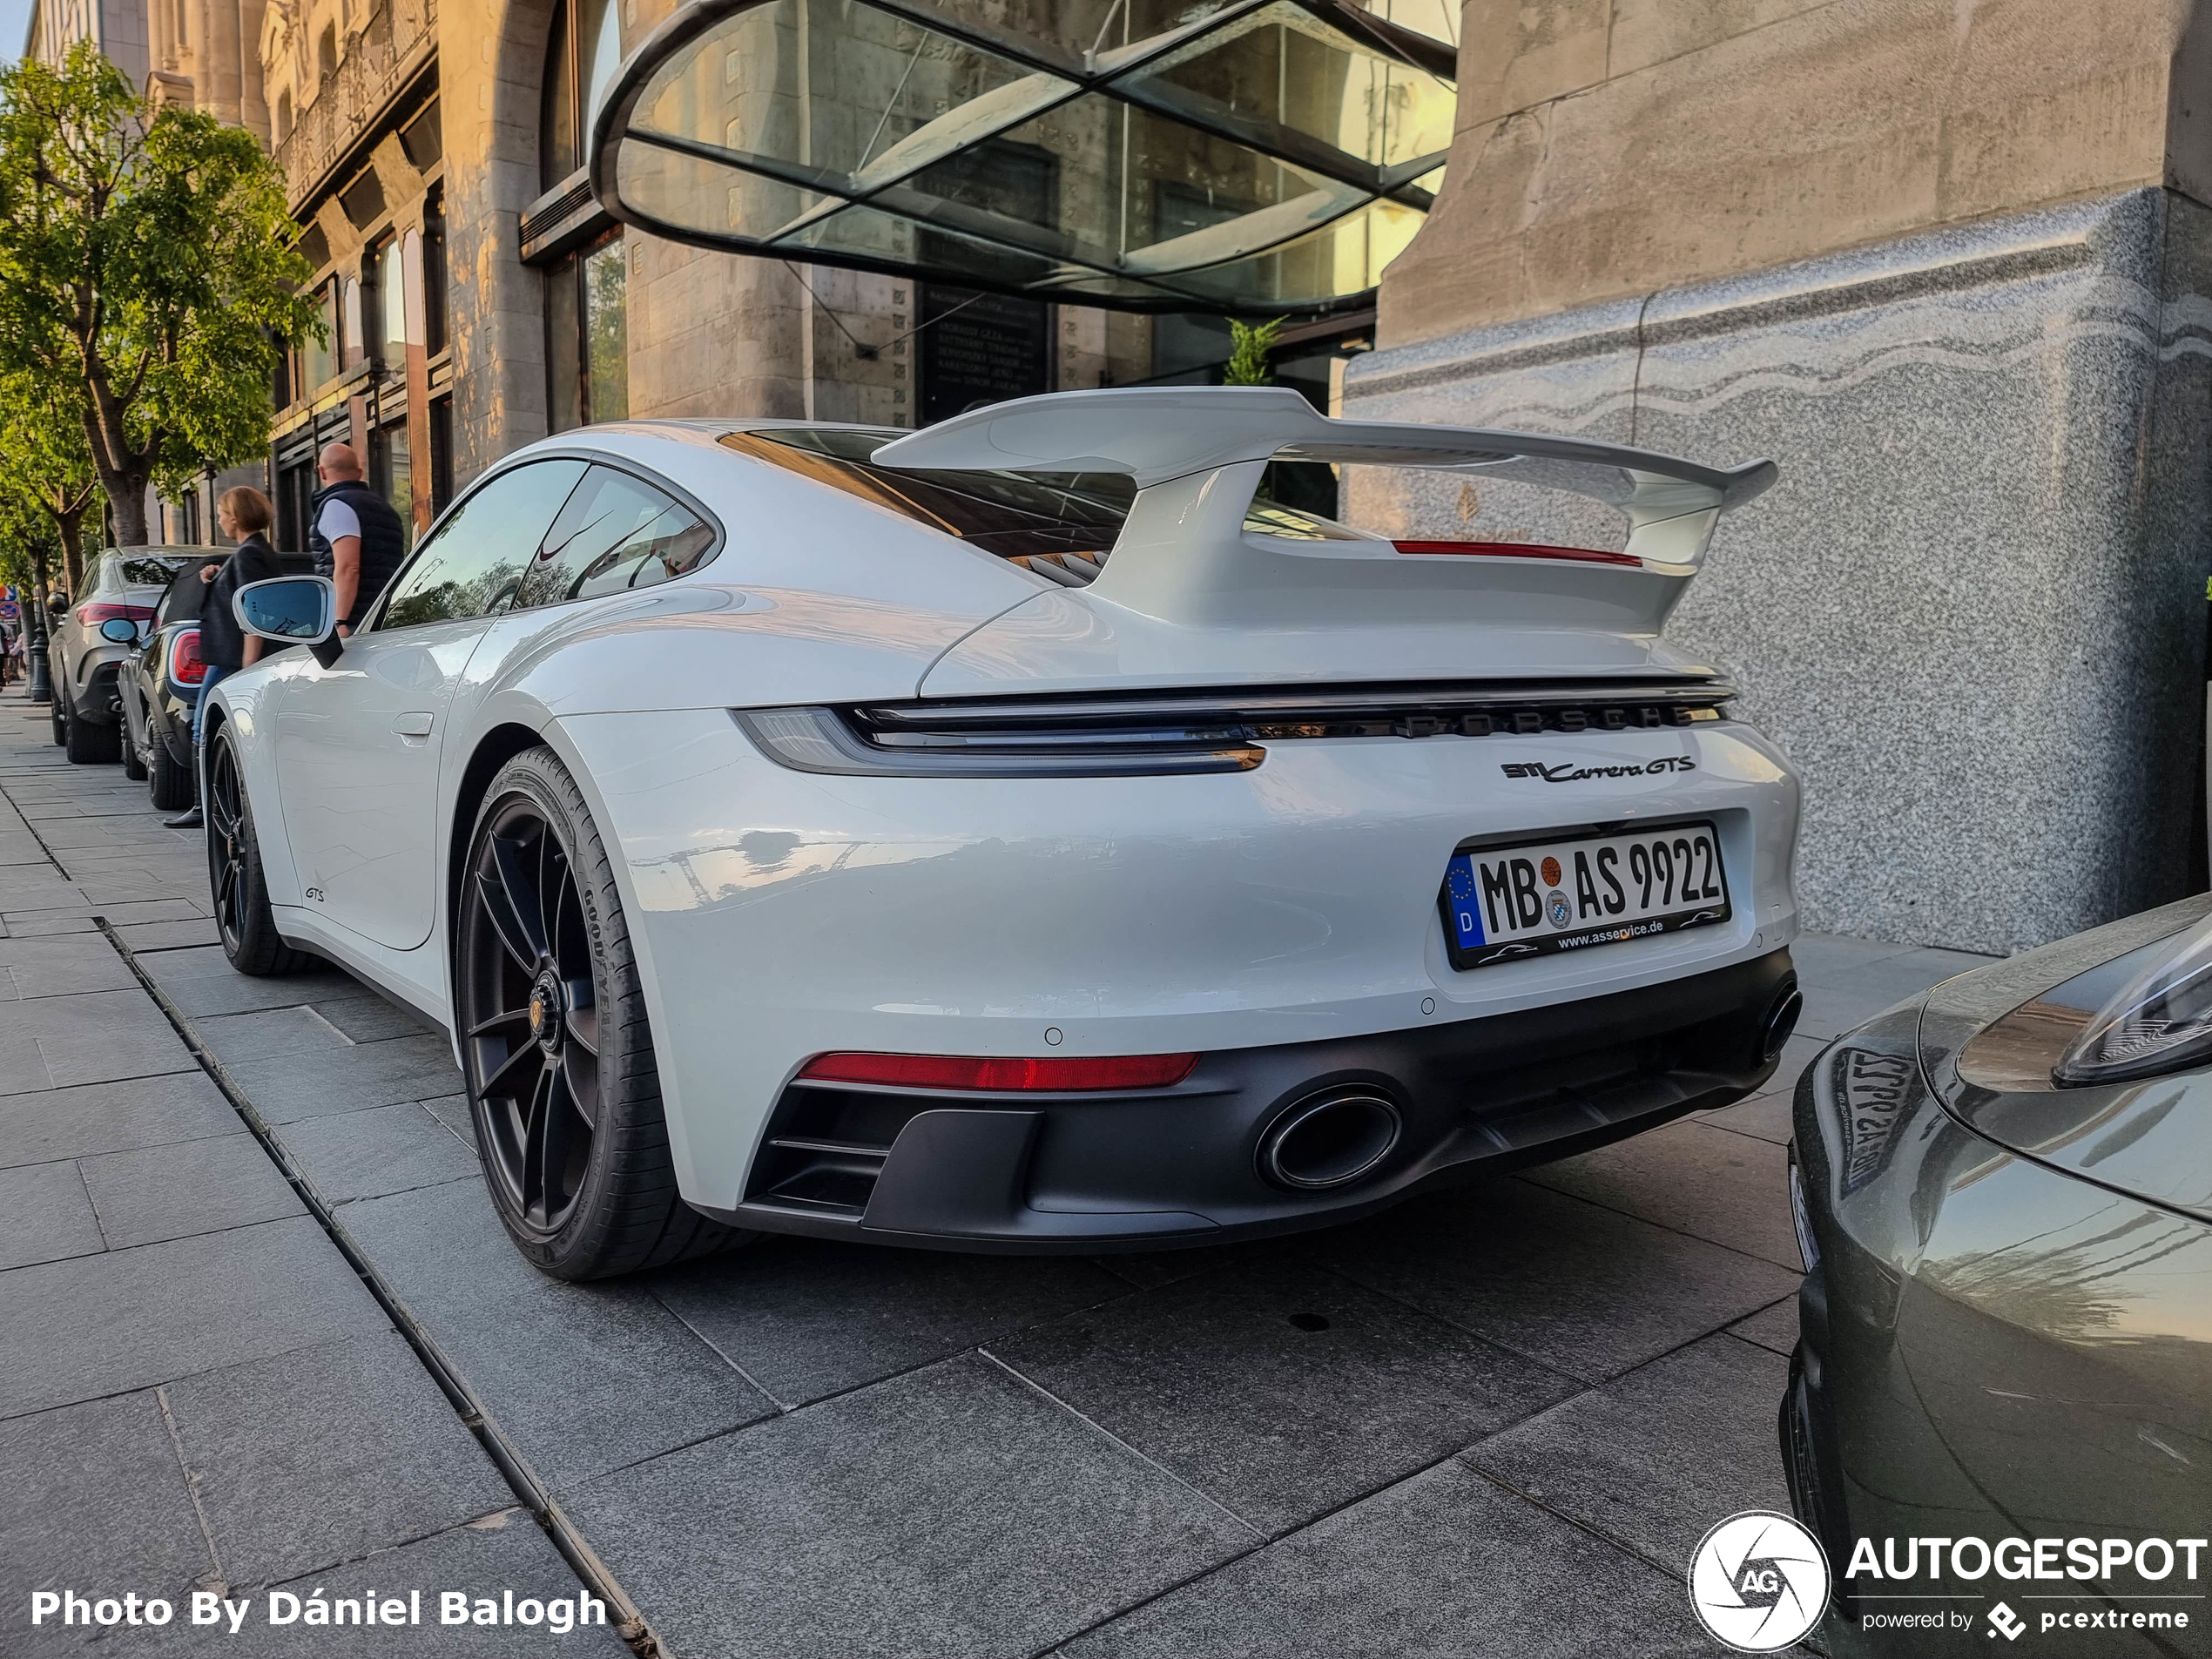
1441 822 1730 970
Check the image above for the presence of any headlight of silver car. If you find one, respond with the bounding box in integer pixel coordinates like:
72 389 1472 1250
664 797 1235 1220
2053 914 2212 1085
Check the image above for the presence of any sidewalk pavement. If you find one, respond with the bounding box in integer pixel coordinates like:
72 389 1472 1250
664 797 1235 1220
0 685 1993 1658
0 700 627 1656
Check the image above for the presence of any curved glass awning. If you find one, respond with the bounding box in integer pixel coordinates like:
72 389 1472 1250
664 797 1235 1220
588 0 1457 315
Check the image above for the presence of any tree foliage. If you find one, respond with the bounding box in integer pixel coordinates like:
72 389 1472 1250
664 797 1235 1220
1224 315 1286 386
0 43 320 546
0 363 100 592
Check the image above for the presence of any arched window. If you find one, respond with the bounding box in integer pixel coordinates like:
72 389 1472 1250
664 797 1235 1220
539 0 617 189
274 91 293 141
317 24 338 82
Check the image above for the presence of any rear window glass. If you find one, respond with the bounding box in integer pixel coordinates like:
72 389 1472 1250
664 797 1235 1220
119 556 190 588
721 426 1361 585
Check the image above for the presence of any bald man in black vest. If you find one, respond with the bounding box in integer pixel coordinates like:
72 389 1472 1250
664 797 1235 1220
308 442 407 637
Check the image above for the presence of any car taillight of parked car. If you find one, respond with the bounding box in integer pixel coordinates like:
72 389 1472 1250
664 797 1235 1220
170 629 207 686
76 601 155 629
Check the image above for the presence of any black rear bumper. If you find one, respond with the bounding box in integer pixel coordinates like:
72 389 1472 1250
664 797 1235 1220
695 947 1798 1251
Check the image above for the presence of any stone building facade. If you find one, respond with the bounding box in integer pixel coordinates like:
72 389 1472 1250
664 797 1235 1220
1346 0 2212 954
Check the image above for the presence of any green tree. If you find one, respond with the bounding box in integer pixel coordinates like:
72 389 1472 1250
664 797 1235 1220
0 42 320 547
0 365 101 593
1224 315 1285 386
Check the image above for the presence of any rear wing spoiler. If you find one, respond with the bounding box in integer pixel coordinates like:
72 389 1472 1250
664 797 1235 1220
872 386 1777 569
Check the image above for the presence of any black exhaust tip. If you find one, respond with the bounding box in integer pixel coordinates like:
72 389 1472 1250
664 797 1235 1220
1258 1088 1402 1190
1761 982 1804 1064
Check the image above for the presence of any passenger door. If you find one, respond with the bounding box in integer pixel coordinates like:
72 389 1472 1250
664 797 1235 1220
267 460 587 950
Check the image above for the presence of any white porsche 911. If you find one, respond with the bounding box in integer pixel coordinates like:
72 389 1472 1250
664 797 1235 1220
207 386 1803 1279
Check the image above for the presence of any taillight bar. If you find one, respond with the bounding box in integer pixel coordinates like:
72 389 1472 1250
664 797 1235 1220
797 1051 1198 1091
1393 540 1642 567
77 601 156 626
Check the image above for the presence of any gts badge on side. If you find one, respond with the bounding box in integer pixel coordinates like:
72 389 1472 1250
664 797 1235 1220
1501 756 1696 783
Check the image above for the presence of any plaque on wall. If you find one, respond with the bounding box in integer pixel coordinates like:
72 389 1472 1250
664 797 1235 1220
915 139 1057 422
918 284 1051 423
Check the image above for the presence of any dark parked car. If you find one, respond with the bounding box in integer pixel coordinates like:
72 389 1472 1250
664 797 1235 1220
118 549 310 810
49 547 226 764
1786 895 2212 1655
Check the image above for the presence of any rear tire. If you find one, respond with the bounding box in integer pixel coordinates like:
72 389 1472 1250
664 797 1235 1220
119 704 148 781
149 732 193 811
457 745 749 1280
64 707 120 765
49 700 65 746
206 727 309 976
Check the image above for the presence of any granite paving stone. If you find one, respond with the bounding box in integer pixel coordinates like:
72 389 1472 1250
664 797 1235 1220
993 1258 1577 1534
0 1390 213 1615
654 1238 1132 1408
0 913 98 938
563 1352 1254 1659
419 1092 473 1141
338 1178 775 1488
1462 1334 1795 1573
0 934 140 999
0 987 197 1089
0 1160 108 1269
192 1002 359 1064
0 1071 239 1166
1083 1237 1291 1291
1697 1086 1796 1145
1523 1119 1803 1271
1730 1295 1801 1357
78 1132 305 1250
220 1034 463 1123
0 1216 382 1418
283 1101 481 1206
165 1331 517 1590
311 992 443 1043
1321 1179 1799 1384
1056 1459 1703 1659
144 942 359 1016
112 917 224 952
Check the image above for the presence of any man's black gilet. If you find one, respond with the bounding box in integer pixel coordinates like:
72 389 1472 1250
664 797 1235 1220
308 479 406 629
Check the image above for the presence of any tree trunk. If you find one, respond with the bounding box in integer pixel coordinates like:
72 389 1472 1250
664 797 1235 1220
101 469 150 547
53 504 84 596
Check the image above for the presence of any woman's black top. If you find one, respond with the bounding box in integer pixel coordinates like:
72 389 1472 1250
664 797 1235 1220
199 534 283 671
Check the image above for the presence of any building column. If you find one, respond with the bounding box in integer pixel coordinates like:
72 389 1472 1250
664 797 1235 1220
400 224 434 534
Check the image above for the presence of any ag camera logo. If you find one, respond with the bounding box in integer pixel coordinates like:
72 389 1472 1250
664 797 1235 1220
1689 1511 1831 1652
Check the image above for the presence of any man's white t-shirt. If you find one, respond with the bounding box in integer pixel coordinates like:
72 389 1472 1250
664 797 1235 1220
316 496 361 547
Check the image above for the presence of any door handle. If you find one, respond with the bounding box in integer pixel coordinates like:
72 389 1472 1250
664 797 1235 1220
393 711 435 738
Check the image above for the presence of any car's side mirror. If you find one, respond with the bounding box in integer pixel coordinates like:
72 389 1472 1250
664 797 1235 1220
98 617 138 644
234 575 341 666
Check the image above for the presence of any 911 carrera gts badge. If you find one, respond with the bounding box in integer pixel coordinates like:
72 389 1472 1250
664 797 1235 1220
1501 756 1697 782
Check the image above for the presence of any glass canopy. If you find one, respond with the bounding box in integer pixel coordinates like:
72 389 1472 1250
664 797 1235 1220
588 0 1457 315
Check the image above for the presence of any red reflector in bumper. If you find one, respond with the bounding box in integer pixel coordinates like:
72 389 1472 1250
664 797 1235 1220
1393 540 1641 567
799 1051 1198 1091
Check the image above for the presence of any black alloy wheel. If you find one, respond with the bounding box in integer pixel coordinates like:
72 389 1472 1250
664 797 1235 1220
463 792 602 1238
457 747 743 1279
206 728 308 975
